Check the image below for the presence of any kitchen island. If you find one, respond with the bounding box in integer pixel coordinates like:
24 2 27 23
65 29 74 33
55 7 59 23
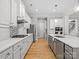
48 34 79 59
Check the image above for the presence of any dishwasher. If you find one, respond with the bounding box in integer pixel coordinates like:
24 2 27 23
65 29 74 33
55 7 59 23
53 38 64 59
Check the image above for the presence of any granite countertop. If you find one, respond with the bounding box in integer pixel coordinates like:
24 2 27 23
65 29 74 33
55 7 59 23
49 34 79 48
0 34 32 53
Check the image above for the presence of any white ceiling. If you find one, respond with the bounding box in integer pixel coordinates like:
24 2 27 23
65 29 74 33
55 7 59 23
22 0 79 17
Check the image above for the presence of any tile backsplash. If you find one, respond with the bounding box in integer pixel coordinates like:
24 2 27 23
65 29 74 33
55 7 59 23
10 26 18 37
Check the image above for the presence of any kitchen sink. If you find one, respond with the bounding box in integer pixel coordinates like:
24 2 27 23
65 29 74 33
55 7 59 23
55 36 65 38
12 35 28 38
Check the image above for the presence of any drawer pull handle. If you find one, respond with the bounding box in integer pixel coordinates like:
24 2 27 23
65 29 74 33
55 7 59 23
18 45 20 47
7 52 10 55
5 52 10 59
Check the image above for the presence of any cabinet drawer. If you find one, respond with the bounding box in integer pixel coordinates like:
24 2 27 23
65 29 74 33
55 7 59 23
65 51 73 59
65 44 73 55
1 47 12 59
13 42 21 51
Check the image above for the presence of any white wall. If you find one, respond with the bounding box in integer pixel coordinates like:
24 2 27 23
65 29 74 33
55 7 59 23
25 12 31 24
0 25 10 41
64 16 69 35
77 20 79 36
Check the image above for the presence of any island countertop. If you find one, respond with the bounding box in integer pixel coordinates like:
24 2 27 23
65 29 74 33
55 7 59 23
49 34 79 48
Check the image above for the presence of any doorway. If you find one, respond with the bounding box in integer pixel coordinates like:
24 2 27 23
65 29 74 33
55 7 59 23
37 18 47 40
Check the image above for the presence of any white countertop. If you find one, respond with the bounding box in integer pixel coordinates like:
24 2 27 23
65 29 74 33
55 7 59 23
49 34 79 48
0 34 32 53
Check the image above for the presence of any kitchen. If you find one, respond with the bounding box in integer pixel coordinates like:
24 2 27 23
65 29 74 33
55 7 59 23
0 0 79 59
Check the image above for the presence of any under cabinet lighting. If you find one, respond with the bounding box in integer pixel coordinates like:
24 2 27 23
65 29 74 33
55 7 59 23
55 19 58 23
76 6 79 11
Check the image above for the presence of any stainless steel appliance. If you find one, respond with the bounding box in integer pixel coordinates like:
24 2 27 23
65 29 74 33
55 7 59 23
53 38 64 59
27 24 36 42
55 27 63 36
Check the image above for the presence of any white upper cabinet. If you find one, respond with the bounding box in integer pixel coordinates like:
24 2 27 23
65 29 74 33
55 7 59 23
0 0 10 25
17 0 26 19
11 0 18 26
20 2 25 18
0 0 18 26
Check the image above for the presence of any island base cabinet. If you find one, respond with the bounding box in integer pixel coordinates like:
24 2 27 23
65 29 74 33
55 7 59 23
65 51 72 59
1 47 12 59
53 39 57 55
56 41 64 59
56 45 64 59
73 49 79 59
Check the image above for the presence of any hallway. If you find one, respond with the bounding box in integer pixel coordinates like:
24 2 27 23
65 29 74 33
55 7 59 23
24 39 56 59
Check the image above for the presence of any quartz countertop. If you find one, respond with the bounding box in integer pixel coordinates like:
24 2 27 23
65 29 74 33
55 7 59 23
49 34 79 48
0 34 32 53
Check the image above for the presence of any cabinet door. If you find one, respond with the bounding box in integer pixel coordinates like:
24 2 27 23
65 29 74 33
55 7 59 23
0 0 10 24
53 39 57 55
20 41 25 59
11 0 17 26
14 48 21 59
56 44 64 59
65 51 72 59
2 54 12 59
4 55 12 59
1 48 12 59
56 40 64 59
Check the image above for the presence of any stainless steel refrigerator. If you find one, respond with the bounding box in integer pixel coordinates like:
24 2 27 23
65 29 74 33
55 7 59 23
27 24 36 42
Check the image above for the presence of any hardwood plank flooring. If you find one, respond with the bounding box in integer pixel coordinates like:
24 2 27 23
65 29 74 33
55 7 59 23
24 39 56 59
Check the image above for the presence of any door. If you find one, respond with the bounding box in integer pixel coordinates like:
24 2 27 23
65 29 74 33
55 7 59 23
37 18 47 39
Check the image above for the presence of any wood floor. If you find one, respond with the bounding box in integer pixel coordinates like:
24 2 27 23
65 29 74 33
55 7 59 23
24 39 56 59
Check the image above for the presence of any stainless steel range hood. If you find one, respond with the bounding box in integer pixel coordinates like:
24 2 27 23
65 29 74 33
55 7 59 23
17 16 28 24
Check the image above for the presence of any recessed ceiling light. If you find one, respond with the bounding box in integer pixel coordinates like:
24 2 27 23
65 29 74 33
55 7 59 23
52 9 56 12
54 4 58 7
55 4 58 7
55 19 58 23
35 9 38 12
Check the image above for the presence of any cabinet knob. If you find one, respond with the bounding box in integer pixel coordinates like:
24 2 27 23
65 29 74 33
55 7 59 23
7 52 10 55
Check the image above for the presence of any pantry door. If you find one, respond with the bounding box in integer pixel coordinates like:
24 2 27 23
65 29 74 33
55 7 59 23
37 18 47 39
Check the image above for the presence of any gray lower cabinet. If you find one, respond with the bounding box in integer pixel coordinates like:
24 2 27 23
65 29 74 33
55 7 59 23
21 40 25 59
65 44 73 59
54 39 79 59
1 47 12 59
13 48 21 59
65 51 72 59
53 38 57 55
48 35 54 50
13 42 21 59
55 39 64 59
